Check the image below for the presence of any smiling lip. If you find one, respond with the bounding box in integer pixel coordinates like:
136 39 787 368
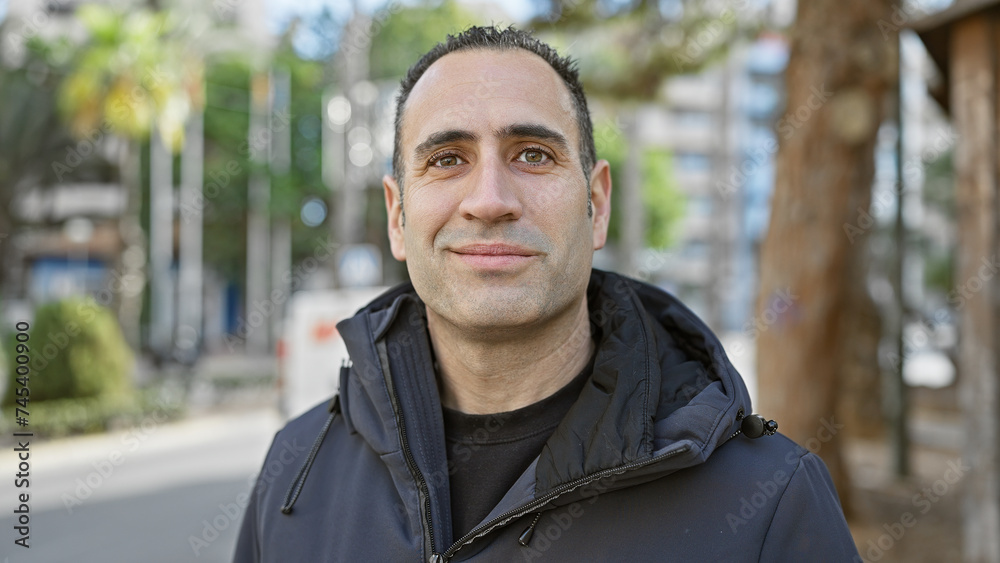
450 243 539 269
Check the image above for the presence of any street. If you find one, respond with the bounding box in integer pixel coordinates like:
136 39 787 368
1 408 282 563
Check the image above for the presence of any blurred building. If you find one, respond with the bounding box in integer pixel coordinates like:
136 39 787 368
628 35 789 333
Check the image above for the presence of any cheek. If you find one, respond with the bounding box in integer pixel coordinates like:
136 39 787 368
523 185 589 237
406 188 457 245
523 172 586 207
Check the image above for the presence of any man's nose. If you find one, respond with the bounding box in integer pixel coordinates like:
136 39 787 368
458 154 522 223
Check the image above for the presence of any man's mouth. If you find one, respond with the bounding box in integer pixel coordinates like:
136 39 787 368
451 243 537 256
450 243 539 269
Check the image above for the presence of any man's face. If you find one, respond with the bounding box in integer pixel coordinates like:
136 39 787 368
384 49 612 333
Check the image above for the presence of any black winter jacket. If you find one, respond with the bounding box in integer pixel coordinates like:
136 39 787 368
233 269 860 562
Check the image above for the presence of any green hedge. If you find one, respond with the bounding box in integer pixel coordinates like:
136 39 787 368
0 388 185 438
3 297 133 405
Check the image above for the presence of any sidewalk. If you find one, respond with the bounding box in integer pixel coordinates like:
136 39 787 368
1 407 283 513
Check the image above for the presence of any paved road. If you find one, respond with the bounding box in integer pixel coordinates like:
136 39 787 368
0 409 282 563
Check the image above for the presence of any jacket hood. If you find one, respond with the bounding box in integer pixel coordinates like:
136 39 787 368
537 270 753 494
335 269 753 548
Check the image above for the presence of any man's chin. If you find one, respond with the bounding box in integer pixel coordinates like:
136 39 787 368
438 290 548 330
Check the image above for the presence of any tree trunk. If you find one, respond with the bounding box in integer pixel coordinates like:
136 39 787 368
837 241 884 443
951 14 1000 563
756 0 897 518
116 138 147 352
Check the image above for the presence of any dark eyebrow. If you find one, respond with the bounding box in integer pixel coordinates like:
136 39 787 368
411 124 571 166
412 129 479 165
495 123 570 154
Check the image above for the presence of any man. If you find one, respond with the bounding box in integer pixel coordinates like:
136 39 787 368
234 26 860 562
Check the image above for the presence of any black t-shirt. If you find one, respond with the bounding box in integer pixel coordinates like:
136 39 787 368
442 353 596 541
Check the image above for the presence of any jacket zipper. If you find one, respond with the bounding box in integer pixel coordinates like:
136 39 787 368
377 334 695 562
377 340 439 562
398 398 439 562
439 443 692 561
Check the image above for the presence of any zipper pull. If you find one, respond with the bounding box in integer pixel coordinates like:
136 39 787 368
518 512 543 546
429 554 447 563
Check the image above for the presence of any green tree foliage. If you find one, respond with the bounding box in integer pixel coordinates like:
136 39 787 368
642 146 685 248
270 42 340 267
57 4 203 150
0 33 84 292
4 298 133 404
368 0 483 80
0 35 77 187
532 0 761 100
197 38 334 283
595 121 685 249
200 56 251 283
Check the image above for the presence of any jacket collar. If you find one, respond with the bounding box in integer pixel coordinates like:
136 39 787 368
336 269 752 523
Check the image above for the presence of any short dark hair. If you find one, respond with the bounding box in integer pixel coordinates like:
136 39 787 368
391 25 596 218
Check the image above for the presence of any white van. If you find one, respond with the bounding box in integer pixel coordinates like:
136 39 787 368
278 287 388 420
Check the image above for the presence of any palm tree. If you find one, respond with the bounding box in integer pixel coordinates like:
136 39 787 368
57 4 204 348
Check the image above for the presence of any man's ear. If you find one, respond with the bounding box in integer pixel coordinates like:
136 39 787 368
589 159 612 250
383 174 406 261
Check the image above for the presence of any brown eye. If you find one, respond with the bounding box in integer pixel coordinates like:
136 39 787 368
519 149 548 164
432 154 465 167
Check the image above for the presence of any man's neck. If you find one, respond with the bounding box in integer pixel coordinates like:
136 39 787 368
427 297 595 415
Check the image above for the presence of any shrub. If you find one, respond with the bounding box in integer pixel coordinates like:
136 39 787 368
0 388 185 438
3 297 133 405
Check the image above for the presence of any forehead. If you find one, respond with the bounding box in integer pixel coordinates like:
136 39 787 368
401 49 577 153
